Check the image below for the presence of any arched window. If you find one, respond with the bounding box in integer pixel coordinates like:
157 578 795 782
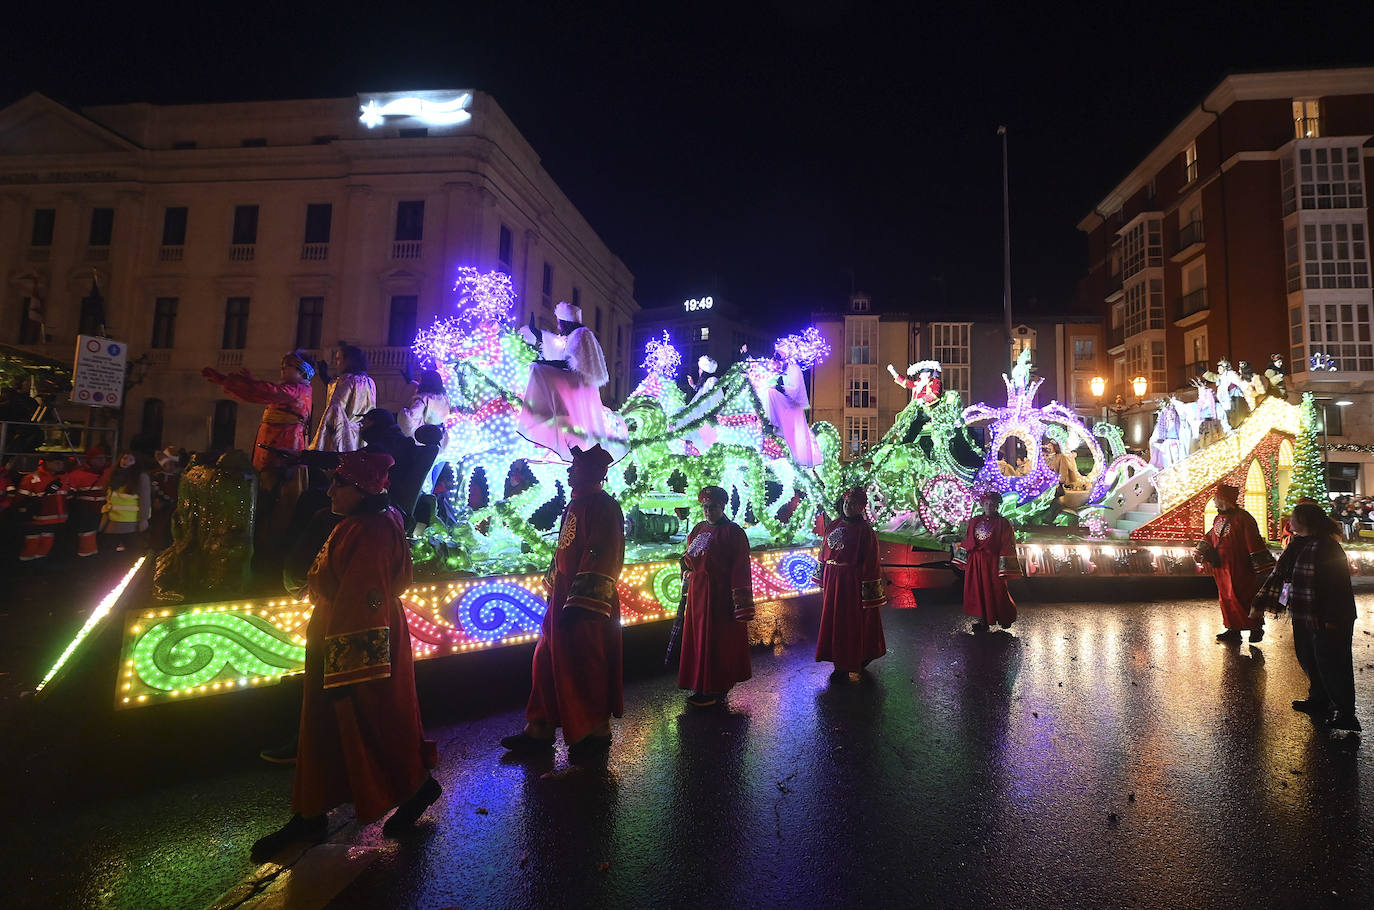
1245 460 1268 534
140 398 164 449
1276 439 1295 508
211 400 237 451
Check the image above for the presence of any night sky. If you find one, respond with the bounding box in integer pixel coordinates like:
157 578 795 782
5 1 1372 332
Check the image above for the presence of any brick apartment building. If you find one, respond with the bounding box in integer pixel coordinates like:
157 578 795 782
1077 67 1374 492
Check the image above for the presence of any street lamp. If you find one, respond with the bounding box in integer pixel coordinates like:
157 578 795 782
1132 375 1148 398
1090 375 1107 423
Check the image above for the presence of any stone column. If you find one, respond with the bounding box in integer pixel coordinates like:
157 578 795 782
340 184 373 342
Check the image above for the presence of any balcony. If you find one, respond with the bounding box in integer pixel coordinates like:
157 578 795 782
1107 325 1125 352
1171 221 1205 262
158 245 184 263
145 350 171 368
301 242 329 261
1177 360 1208 389
1174 288 1208 326
1104 272 1124 303
216 350 244 369
363 346 414 372
391 240 422 260
228 244 255 262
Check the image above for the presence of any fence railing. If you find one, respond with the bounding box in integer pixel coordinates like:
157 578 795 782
391 240 422 260
1176 287 1208 320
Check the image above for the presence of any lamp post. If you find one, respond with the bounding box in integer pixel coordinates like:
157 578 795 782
1090 375 1106 424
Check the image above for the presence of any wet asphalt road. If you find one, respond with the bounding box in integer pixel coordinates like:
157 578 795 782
4 577 1374 910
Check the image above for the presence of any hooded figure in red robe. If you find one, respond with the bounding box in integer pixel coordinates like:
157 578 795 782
815 486 887 682
251 451 438 862
501 443 626 763
954 490 1021 632
1198 483 1274 642
678 485 754 707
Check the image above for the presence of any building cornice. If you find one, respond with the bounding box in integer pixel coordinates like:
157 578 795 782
1078 67 1374 233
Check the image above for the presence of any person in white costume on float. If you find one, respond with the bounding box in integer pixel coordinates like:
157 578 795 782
518 301 617 460
749 348 823 467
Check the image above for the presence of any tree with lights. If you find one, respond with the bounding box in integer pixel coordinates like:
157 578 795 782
1284 392 1328 511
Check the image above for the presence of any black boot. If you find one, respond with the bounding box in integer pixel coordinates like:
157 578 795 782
383 777 442 836
250 813 327 863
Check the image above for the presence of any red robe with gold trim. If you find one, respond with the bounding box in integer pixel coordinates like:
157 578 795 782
206 370 313 471
526 485 625 743
1205 507 1273 631
956 513 1020 626
679 519 753 693
815 516 887 672
293 507 435 824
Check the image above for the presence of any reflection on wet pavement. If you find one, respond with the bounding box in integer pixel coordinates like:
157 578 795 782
6 592 1374 909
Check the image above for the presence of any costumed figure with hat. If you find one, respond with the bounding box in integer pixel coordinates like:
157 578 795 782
66 447 110 557
887 360 943 406
1264 353 1288 401
309 344 376 453
501 444 626 763
673 485 754 707
203 351 316 472
682 355 723 452
251 450 440 861
1195 482 1274 643
16 454 70 561
953 490 1022 633
1203 358 1246 428
517 301 618 460
814 486 887 682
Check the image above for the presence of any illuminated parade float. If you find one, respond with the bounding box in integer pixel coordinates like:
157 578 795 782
89 269 1343 709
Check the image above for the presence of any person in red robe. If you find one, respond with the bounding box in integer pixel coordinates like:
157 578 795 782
1197 482 1274 642
815 486 887 682
251 451 438 861
678 485 754 707
203 350 315 474
501 443 626 763
954 490 1022 633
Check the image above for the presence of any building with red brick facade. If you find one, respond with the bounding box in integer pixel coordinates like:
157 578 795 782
1078 67 1374 492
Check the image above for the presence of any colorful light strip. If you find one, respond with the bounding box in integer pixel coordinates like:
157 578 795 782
115 547 821 709
36 556 146 695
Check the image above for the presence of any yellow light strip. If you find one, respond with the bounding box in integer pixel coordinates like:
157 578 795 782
36 556 147 694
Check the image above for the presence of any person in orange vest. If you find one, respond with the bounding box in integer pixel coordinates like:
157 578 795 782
17 455 71 561
66 447 110 557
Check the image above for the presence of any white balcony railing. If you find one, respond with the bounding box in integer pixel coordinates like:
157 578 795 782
158 245 184 262
145 350 171 367
217 350 244 369
363 346 414 371
228 244 255 262
391 240 422 260
301 243 329 261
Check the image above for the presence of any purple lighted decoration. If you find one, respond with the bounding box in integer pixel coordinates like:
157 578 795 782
640 331 682 378
962 373 1111 506
773 326 830 370
452 267 516 327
